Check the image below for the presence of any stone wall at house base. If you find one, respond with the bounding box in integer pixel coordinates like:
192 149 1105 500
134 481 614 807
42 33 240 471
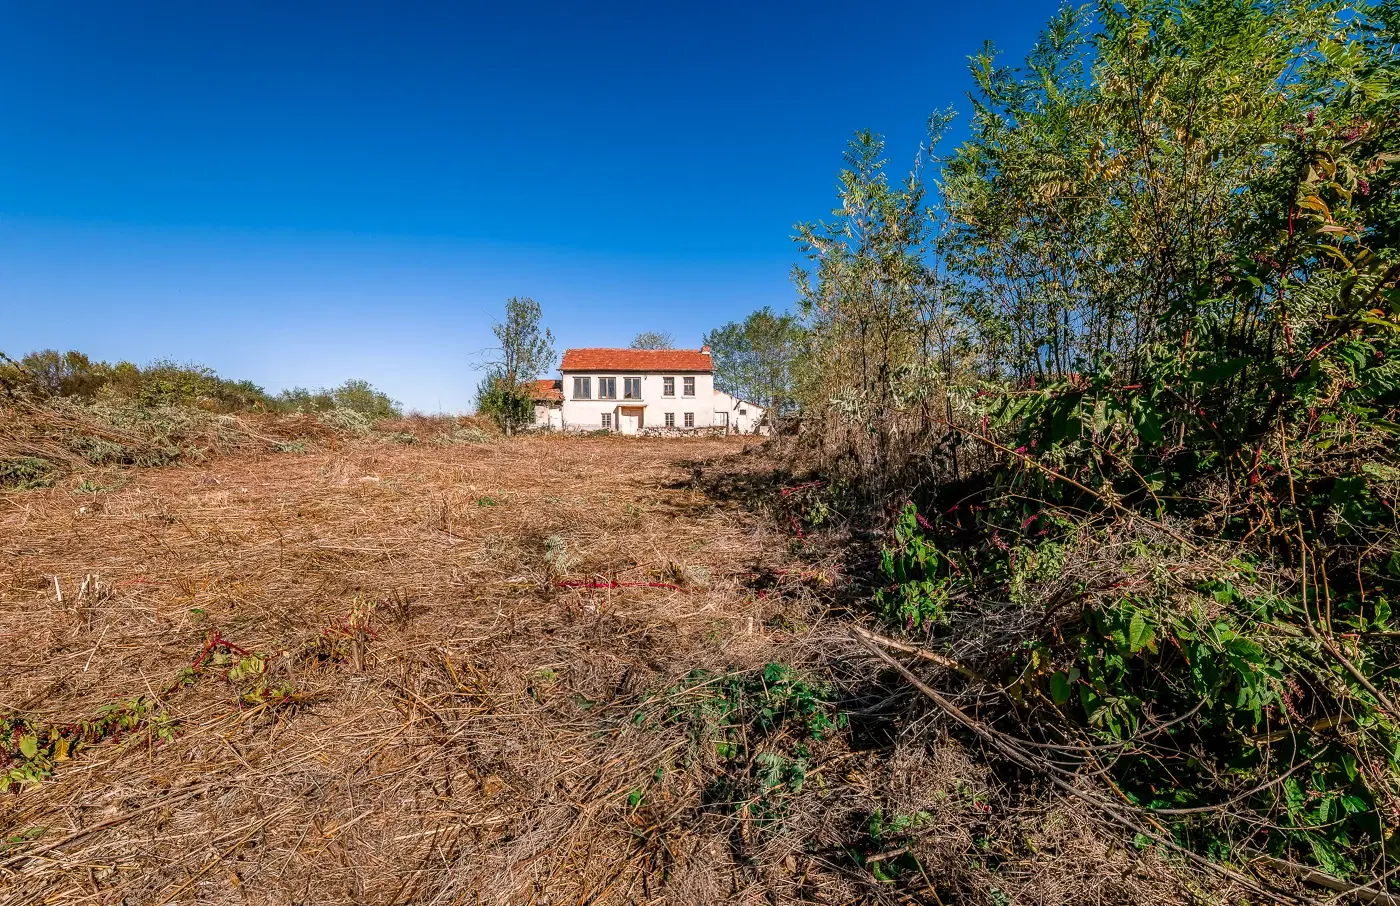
635 426 728 438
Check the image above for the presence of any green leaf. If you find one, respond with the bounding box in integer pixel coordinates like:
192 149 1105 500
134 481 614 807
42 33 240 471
17 735 38 760
1050 671 1073 705
1223 637 1264 660
1309 837 1343 876
1128 612 1154 653
1131 398 1165 444
1188 357 1251 385
1340 794 1368 815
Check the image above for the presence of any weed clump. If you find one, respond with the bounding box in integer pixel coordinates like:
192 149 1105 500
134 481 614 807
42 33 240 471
638 663 846 828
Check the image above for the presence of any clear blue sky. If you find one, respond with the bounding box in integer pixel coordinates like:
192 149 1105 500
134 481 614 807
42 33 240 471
0 1 1056 412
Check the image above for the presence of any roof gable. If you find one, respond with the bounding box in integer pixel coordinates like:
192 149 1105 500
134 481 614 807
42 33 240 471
529 378 564 401
560 348 712 372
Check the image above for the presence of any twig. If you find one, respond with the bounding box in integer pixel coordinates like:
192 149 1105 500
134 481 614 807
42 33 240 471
852 625 990 685
0 781 220 874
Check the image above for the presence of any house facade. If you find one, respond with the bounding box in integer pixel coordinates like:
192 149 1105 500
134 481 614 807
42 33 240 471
529 379 564 430
533 347 764 434
712 389 765 435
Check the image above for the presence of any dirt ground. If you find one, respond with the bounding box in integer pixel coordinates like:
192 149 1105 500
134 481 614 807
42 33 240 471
0 435 822 903
0 434 1195 906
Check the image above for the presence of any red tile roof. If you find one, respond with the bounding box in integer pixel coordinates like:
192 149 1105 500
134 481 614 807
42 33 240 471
560 348 712 372
529 378 564 401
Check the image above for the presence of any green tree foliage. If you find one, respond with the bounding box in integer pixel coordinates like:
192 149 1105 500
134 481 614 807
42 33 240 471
3 349 277 412
630 330 675 350
793 126 973 487
0 347 402 419
17 350 109 397
273 379 402 418
803 0 1400 890
474 369 533 433
703 307 805 425
479 296 555 434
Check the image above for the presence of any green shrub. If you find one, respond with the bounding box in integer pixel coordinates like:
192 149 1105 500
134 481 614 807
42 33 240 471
638 664 846 828
0 457 56 490
317 407 373 436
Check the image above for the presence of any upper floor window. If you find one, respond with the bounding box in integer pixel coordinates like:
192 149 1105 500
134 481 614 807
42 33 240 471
624 377 642 399
598 377 617 399
662 377 675 397
683 376 696 397
572 377 591 399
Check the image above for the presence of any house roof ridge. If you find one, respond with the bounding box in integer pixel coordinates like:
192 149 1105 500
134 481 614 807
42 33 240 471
559 348 713 372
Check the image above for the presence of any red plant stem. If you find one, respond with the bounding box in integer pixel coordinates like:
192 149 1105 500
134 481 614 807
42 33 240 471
554 580 686 592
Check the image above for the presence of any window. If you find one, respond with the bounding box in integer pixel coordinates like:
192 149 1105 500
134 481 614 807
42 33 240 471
664 413 675 427
662 376 675 397
598 377 617 399
739 408 747 415
572 376 591 399
601 413 612 430
683 376 695 397
683 412 694 428
623 377 642 399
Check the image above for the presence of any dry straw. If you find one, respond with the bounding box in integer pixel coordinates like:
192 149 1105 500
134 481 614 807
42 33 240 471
1 411 1211 905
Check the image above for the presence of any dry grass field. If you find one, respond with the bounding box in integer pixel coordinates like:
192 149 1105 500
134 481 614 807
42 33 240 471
0 432 1190 906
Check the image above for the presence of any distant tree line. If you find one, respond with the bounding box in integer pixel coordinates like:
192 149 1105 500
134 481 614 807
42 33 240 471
0 348 401 418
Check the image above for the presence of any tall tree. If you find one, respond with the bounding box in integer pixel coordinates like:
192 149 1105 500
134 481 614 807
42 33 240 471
793 129 963 484
704 307 804 431
479 296 555 435
629 331 675 350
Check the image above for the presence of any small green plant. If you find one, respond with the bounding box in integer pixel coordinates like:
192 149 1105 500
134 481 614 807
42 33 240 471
639 663 846 829
875 503 961 629
1 691 185 792
0 457 56 490
276 440 307 454
543 534 572 575
476 496 498 507
856 809 933 881
74 474 124 494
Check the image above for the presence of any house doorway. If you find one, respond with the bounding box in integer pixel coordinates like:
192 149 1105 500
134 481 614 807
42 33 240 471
618 407 644 434
715 411 729 433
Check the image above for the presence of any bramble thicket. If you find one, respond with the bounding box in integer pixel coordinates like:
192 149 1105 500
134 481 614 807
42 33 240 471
785 0 1400 896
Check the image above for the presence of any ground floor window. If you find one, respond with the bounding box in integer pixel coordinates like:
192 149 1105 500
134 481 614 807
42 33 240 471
683 412 694 428
601 413 612 430
664 412 675 427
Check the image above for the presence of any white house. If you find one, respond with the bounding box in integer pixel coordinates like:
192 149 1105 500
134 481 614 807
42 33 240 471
532 346 765 435
713 389 766 435
529 379 564 430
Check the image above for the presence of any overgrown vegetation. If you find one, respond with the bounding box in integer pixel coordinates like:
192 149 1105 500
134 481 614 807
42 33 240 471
1 349 401 417
705 307 805 429
0 349 414 487
476 296 556 435
785 0 1400 897
639 663 846 826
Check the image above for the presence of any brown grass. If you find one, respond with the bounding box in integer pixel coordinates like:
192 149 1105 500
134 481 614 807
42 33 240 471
0 432 1211 905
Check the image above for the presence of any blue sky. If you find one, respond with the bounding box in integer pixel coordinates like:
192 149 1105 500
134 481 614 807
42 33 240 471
0 1 1056 412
